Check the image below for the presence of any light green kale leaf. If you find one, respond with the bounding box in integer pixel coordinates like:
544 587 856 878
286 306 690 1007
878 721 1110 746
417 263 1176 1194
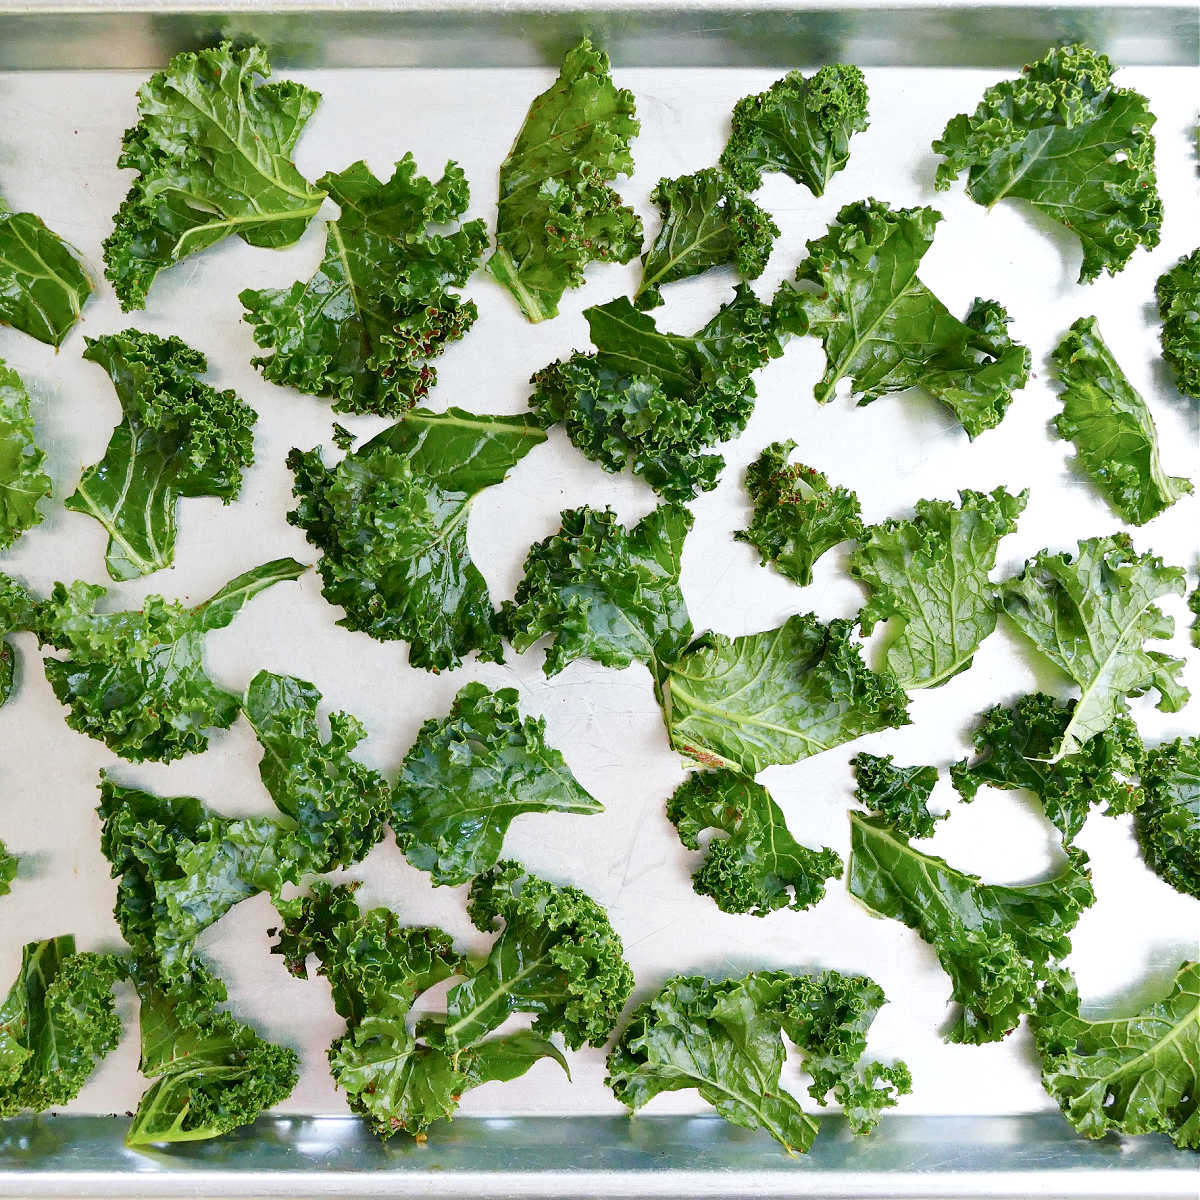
933 44 1161 284
241 157 487 416
0 362 51 550
1000 534 1187 760
104 42 326 311
662 613 909 775
1156 248 1200 400
488 38 641 322
1135 737 1200 900
0 839 14 895
852 752 942 840
666 768 842 916
850 486 1027 689
288 407 544 670
0 205 92 346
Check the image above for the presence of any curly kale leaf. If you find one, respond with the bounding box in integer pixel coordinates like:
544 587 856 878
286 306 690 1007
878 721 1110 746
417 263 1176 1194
933 44 1161 284
773 199 1030 437
391 682 600 886
1000 534 1187 760
721 65 870 195
288 408 544 670
848 811 1095 1043
735 440 862 587
501 503 693 683
951 693 1144 844
487 38 641 322
663 613 909 775
633 168 778 310
530 284 783 501
241 157 487 415
0 937 123 1116
0 205 92 346
1135 737 1200 900
852 752 942 840
1051 317 1190 526
1034 962 1199 1149
850 486 1027 689
0 362 51 550
1156 248 1200 399
666 768 842 916
104 42 326 311
0 572 45 706
66 330 256 580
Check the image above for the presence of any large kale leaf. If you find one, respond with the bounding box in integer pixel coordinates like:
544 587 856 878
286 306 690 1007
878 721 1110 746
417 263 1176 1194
0 362 51 550
104 43 326 311
0 205 92 346
241 157 487 415
933 44 1161 284
1135 737 1200 900
1156 248 1200 400
852 752 942 840
67 330 257 580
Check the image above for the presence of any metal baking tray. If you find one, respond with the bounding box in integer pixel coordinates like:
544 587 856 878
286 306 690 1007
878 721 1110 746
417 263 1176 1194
0 2 1198 1197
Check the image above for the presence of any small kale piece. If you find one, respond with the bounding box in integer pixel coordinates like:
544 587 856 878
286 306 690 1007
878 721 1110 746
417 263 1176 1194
850 486 1027 689
1135 737 1200 900
0 204 92 345
330 422 355 451
488 38 641 322
633 168 778 310
530 285 783 501
0 840 14 895
391 682 600 886
933 44 1161 284
773 199 1029 437
104 43 326 311
666 768 842 916
848 811 1095 1043
721 65 870 195
0 362 51 550
852 752 942 840
0 573 44 706
1051 317 1191 526
1191 585 1200 649
735 440 862 587
241 157 487 415
1156 248 1200 399
288 408 544 670
1000 534 1187 760
951 694 1144 844
67 330 257 580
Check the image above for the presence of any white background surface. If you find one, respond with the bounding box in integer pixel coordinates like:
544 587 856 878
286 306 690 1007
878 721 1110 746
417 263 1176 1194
0 60 1197 1124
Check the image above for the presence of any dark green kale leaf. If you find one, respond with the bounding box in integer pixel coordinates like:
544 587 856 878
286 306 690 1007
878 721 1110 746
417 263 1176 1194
1135 737 1200 900
501 503 693 683
933 44 1161 284
850 487 1027 689
721 65 870 195
950 693 1144 844
0 839 14 895
1051 317 1191 526
1000 534 1187 760
288 407 544 670
772 199 1030 438
0 362 51 550
852 752 942 840
241 157 487 415
488 38 641 322
0 572 44 706
391 682 600 886
530 285 783 501
66 330 257 580
633 168 778 310
666 768 842 916
1156 248 1200 399
662 613 909 775
1191 586 1200 649
0 204 92 346
848 811 1095 1043
104 43 326 311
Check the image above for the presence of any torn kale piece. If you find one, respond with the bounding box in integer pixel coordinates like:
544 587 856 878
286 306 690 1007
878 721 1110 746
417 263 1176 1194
852 753 942 840
1135 736 1200 900
0 203 92 345
0 361 51 551
1156 248 1200 400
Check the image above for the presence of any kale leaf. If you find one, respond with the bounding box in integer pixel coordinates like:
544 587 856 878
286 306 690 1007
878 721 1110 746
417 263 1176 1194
1135 737 1200 900
0 362 51 550
1192 586 1200 650
0 573 42 706
1156 248 1200 399
0 840 14 895
852 752 942 840
0 205 92 346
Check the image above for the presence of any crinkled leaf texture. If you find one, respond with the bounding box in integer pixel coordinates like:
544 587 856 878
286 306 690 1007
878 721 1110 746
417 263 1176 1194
1000 534 1188 761
1034 962 1199 1149
391 682 600 886
0 573 42 707
487 38 641 322
241 157 487 415
0 362 51 550
773 199 1030 438
933 43 1161 284
666 768 842 916
288 407 544 670
606 968 909 1155
1135 737 1200 900
103 42 326 311
1156 248 1200 400
848 812 1095 1044
501 503 693 683
1052 317 1190 526
1191 587 1200 649
0 205 92 346
852 752 942 841
850 486 1027 689
67 330 257 580
720 65 870 195
662 613 909 775
951 693 1144 844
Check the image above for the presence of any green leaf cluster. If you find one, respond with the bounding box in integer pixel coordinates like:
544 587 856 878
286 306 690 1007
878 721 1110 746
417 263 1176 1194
1135 737 1200 900
0 362 51 550
1156 248 1200 399
852 752 942 840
